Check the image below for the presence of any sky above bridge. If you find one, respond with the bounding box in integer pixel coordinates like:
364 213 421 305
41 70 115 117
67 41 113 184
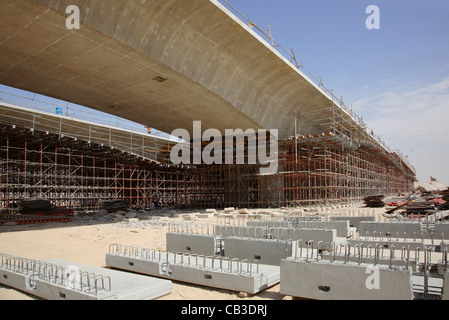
219 0 449 186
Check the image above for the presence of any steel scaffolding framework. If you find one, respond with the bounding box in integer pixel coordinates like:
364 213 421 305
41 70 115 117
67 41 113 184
0 126 415 213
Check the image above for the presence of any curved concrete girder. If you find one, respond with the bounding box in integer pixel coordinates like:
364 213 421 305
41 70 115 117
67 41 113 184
1 0 337 139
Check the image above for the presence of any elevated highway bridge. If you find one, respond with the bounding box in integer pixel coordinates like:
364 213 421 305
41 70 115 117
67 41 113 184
0 0 416 209
1 0 375 145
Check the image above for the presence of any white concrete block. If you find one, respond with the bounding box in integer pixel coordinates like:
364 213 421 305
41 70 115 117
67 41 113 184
280 258 413 300
106 251 280 294
224 237 295 266
166 233 217 256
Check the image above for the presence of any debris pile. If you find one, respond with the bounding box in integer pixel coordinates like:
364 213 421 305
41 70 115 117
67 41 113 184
402 201 436 215
364 195 385 208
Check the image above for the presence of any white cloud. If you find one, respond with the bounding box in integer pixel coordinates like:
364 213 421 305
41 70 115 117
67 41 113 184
354 76 449 185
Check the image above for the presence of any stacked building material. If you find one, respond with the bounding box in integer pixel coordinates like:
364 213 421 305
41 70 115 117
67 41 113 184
19 200 74 217
364 195 385 208
102 200 130 213
403 201 436 215
438 188 449 210
20 200 54 215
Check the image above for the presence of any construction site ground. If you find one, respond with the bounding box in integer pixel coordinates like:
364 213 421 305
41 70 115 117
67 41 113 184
0 207 393 300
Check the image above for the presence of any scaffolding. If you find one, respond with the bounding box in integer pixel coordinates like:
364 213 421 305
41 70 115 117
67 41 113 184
0 101 415 213
0 0 417 215
276 139 415 207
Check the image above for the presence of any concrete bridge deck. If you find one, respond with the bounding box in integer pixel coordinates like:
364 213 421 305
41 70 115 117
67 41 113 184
0 0 360 140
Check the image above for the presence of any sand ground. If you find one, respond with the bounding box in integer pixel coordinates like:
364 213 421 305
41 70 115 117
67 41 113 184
0 215 290 300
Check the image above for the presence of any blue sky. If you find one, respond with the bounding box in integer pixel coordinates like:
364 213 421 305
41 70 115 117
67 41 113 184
219 0 449 186
0 84 171 138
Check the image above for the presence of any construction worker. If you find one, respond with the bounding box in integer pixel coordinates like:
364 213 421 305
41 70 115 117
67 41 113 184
153 197 160 208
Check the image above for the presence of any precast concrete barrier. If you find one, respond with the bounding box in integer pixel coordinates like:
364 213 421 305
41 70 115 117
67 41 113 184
223 237 295 266
166 232 218 256
214 225 338 249
329 216 377 230
359 221 421 238
166 224 337 266
283 220 352 238
348 238 425 252
0 253 172 300
443 273 449 300
215 225 269 239
246 221 292 229
106 244 280 294
280 257 414 300
359 221 449 240
321 242 420 272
